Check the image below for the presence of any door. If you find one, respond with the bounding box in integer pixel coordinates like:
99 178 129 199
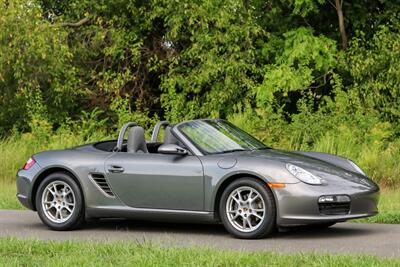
105 152 204 211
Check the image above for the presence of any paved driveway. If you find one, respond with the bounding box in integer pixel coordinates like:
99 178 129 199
0 210 399 258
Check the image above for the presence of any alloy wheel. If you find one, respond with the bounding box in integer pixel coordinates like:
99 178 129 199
225 186 266 232
41 181 75 223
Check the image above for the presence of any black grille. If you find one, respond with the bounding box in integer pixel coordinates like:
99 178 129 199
90 173 115 197
319 202 350 215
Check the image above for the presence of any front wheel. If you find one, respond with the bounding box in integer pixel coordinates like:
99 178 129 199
219 178 276 239
36 172 84 230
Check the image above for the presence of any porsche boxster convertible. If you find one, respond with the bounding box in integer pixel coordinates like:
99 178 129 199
16 119 379 239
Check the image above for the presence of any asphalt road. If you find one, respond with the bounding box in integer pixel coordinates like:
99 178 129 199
0 210 399 258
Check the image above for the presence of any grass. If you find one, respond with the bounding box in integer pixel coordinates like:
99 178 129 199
0 238 399 267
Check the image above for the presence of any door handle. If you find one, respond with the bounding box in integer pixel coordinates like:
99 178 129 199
107 165 124 173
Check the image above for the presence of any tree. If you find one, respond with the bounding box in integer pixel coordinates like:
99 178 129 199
0 0 79 134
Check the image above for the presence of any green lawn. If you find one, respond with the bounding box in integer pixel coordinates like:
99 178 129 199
1 182 399 224
0 238 399 267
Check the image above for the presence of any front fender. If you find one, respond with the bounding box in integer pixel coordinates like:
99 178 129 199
202 155 300 212
294 151 362 175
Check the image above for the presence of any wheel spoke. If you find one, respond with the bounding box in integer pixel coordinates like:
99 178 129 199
47 187 55 196
246 218 253 230
252 208 264 213
53 184 58 193
249 194 260 204
45 205 54 211
231 195 240 205
63 187 72 196
248 189 254 200
236 190 243 201
251 213 263 220
64 206 72 213
231 213 240 220
64 200 74 206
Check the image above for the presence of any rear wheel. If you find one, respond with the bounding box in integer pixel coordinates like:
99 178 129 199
219 178 276 239
36 172 84 230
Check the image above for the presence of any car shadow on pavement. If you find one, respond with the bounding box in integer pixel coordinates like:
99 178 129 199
79 219 376 239
274 224 375 239
82 219 229 236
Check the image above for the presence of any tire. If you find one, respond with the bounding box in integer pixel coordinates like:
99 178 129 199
35 172 85 230
219 178 276 239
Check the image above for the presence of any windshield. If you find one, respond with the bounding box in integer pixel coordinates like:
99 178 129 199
178 120 268 154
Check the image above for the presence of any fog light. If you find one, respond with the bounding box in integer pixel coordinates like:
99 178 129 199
318 195 350 203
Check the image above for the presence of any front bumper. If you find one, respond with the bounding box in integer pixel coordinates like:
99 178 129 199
274 181 379 226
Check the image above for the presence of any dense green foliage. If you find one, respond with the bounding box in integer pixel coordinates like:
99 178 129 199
1 238 400 266
1 0 399 127
1 0 400 187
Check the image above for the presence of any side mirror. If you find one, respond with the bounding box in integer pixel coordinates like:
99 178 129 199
158 144 188 156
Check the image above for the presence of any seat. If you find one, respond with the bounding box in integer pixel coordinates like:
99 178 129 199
127 126 149 153
163 126 179 145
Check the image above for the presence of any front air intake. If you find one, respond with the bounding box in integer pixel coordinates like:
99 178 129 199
318 202 350 215
90 173 115 197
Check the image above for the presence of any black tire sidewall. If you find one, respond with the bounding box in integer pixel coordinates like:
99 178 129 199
35 172 84 230
219 178 276 239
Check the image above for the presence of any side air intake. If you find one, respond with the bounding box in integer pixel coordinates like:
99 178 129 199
90 173 115 197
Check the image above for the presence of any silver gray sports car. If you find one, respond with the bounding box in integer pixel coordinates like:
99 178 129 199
16 119 379 239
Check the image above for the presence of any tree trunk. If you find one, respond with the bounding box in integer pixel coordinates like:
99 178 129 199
335 0 347 50
61 17 91 28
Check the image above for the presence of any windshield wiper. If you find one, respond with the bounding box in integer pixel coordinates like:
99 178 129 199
216 149 247 154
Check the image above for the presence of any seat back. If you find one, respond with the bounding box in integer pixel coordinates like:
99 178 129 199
127 126 149 153
163 126 179 145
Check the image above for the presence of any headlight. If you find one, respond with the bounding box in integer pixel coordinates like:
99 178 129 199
348 160 366 176
286 163 322 185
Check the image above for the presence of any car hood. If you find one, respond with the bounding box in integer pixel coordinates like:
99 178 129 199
243 149 377 189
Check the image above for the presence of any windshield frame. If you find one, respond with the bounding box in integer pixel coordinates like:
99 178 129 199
176 119 269 155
